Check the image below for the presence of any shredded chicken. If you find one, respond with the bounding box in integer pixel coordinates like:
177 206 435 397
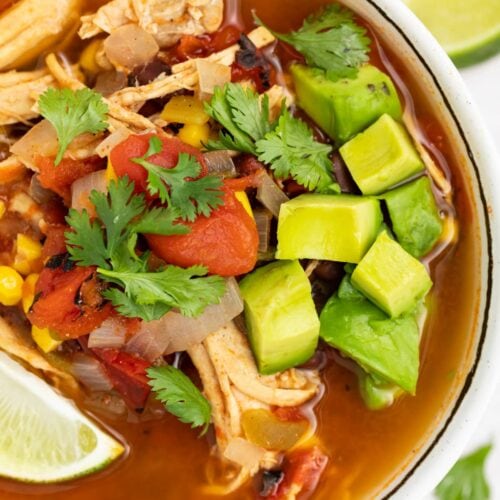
0 0 82 71
79 0 224 48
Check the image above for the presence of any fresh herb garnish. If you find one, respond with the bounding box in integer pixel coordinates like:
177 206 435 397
132 136 225 222
65 177 226 321
205 83 336 192
147 365 211 435
254 4 370 81
39 88 108 166
435 444 492 500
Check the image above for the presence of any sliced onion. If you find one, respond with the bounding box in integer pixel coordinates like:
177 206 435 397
95 128 131 158
30 174 57 205
203 151 237 178
126 278 244 360
104 24 159 71
93 70 128 97
256 171 289 217
196 59 231 96
88 318 127 349
223 438 266 473
84 391 128 418
71 353 113 392
71 170 108 213
254 208 273 253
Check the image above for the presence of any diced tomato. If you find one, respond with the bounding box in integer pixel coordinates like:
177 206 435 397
92 349 151 410
41 224 68 259
29 264 112 338
146 182 258 276
110 134 207 194
209 25 242 52
273 406 307 423
231 63 276 93
36 155 105 205
236 155 265 176
268 447 328 499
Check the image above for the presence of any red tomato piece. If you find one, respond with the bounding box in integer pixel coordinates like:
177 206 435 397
36 155 105 205
29 264 112 339
41 224 68 259
92 349 151 410
110 134 207 194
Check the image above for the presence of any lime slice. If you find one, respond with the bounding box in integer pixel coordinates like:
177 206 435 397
0 351 124 483
404 0 500 67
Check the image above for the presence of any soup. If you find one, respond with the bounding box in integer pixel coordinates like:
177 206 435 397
0 0 480 499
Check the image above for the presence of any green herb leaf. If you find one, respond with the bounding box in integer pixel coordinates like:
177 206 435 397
147 365 211 434
254 5 370 81
435 445 492 500
133 142 225 222
256 111 335 191
39 88 108 165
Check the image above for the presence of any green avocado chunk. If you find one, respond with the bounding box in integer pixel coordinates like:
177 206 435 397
320 275 420 394
276 193 383 263
358 372 403 410
239 260 320 375
384 176 443 258
351 231 432 317
339 114 425 195
290 64 402 144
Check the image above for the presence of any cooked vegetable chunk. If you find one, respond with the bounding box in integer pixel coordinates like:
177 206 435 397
320 275 420 394
290 64 402 144
351 231 432 317
240 260 320 375
276 194 382 263
384 176 443 258
339 114 425 195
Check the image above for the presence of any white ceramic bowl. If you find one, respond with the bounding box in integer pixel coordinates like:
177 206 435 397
340 0 500 498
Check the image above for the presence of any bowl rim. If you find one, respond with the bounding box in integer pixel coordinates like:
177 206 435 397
353 0 500 498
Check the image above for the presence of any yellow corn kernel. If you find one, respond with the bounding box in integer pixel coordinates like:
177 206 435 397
106 158 118 183
235 191 254 219
13 234 42 276
161 95 210 126
79 39 103 75
31 325 62 354
178 123 211 149
0 266 23 306
0 200 5 219
22 273 39 314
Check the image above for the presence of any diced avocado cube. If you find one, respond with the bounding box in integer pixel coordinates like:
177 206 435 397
358 371 403 410
320 275 420 394
351 231 432 317
276 194 383 263
240 260 320 375
290 64 402 144
384 176 443 258
339 114 425 195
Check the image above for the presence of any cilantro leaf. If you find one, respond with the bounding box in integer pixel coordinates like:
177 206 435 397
132 206 189 236
39 88 108 165
254 5 370 81
256 111 335 191
147 365 211 435
435 445 492 500
133 144 224 223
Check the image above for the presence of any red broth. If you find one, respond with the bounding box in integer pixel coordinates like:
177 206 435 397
0 0 481 499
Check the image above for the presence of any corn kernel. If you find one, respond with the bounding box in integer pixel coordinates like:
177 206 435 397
79 39 103 75
22 273 39 313
31 325 62 353
0 200 5 219
13 234 42 276
178 123 211 149
235 191 254 219
106 158 118 183
0 266 23 306
161 95 210 126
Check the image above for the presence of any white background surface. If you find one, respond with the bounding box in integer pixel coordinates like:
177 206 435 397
425 53 500 498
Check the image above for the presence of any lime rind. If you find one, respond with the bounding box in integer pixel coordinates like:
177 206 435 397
449 32 500 68
0 351 125 483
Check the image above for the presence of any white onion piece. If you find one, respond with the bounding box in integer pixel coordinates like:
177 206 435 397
88 318 127 349
104 24 159 71
254 208 273 253
95 128 131 158
196 59 231 96
256 172 289 218
71 170 107 213
223 438 266 473
72 353 113 392
93 70 128 97
203 151 237 178
126 278 244 360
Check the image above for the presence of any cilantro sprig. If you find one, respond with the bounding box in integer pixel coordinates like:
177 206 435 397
255 5 370 81
132 137 224 222
39 88 109 165
65 177 226 321
205 83 336 192
147 365 211 435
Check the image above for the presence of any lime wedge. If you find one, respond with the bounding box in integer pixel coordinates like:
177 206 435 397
0 351 124 483
404 0 500 67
